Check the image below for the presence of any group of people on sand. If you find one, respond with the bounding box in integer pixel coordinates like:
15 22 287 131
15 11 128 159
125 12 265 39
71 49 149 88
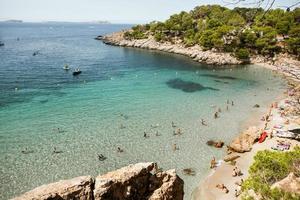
214 167 243 195
232 167 243 177
234 179 244 197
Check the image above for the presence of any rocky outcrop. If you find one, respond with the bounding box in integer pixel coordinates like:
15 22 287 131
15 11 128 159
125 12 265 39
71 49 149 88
94 162 184 200
101 31 242 66
229 126 261 153
12 176 94 200
271 173 300 194
12 162 184 200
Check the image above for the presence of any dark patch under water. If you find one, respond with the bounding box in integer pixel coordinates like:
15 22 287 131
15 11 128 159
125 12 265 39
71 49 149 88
166 78 219 93
200 74 238 80
214 80 229 84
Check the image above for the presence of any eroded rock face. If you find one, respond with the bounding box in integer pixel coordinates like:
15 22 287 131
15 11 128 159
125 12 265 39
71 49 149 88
94 162 154 199
229 126 260 153
148 169 184 200
12 163 184 200
93 162 184 200
101 32 242 66
271 173 300 194
12 176 94 200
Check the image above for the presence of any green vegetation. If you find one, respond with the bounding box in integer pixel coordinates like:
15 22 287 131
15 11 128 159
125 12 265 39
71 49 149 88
125 5 300 60
241 147 300 200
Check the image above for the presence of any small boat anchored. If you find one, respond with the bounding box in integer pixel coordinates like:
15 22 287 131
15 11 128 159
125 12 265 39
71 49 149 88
0 41 4 47
73 68 82 76
63 64 70 70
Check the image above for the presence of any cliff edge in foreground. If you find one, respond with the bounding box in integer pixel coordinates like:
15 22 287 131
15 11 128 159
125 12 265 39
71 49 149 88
12 162 184 200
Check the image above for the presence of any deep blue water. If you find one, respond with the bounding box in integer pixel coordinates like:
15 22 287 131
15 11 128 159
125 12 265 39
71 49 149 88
0 23 286 199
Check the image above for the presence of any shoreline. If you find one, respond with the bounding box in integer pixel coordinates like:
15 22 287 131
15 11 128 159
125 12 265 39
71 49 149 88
99 32 300 200
192 73 300 200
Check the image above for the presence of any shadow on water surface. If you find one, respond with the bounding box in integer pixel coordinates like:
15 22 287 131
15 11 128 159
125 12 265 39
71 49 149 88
166 78 219 93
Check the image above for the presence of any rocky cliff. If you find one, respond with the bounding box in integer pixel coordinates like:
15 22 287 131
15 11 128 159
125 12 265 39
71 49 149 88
12 162 184 200
99 31 242 65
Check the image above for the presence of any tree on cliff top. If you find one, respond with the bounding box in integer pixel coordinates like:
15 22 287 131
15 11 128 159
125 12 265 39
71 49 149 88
125 4 300 59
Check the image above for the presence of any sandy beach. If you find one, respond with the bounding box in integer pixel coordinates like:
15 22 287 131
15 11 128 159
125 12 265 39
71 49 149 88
192 57 300 200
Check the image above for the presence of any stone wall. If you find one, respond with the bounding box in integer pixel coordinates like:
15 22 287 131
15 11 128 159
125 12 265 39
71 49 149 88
12 162 184 200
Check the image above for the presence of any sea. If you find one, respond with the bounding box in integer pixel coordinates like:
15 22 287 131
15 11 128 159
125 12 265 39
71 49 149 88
0 22 286 199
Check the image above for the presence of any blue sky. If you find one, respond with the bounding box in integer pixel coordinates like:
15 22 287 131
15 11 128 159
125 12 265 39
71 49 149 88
0 0 298 23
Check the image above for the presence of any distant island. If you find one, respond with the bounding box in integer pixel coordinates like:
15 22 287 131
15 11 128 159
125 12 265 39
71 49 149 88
44 20 111 24
2 19 23 23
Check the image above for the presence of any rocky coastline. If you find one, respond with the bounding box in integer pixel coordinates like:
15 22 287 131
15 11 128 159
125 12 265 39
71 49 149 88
97 31 242 65
13 162 184 200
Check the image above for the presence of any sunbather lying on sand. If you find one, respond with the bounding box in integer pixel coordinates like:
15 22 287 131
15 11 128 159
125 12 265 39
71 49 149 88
216 184 229 193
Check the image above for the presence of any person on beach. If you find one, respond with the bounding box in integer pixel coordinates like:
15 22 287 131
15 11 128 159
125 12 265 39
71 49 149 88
214 112 219 119
266 114 270 122
231 101 234 106
264 122 268 130
232 167 243 177
117 147 123 153
155 130 160 136
226 105 229 111
201 119 207 126
235 179 244 186
232 167 238 177
172 121 176 128
172 144 178 151
216 184 229 193
235 186 241 197
210 157 217 168
98 154 106 161
176 128 182 135
144 132 148 138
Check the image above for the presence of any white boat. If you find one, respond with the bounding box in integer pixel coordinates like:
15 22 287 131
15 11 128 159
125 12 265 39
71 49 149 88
63 64 70 70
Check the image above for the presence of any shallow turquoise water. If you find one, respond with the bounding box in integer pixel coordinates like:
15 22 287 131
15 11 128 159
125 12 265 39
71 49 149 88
0 23 286 199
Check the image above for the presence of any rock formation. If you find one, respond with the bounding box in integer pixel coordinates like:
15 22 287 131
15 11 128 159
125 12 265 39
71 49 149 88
12 176 94 200
100 31 242 66
229 126 261 153
271 173 300 194
12 162 184 200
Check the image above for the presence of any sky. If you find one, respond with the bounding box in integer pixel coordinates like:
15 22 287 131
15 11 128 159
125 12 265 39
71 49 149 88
0 0 298 23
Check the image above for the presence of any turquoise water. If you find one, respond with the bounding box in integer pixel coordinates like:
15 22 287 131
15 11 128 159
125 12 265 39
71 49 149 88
0 23 286 199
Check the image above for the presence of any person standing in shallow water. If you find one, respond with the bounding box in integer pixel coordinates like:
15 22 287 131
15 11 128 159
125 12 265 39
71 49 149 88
201 119 207 126
214 112 219 119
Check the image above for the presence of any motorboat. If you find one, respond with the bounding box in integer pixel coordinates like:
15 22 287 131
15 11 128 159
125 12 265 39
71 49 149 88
73 69 82 76
63 64 70 70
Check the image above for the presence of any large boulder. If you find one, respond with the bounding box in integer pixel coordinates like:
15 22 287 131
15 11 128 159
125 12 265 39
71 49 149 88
271 173 300 194
148 169 184 200
13 163 184 200
229 127 260 153
12 176 94 200
93 162 155 199
93 162 184 200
